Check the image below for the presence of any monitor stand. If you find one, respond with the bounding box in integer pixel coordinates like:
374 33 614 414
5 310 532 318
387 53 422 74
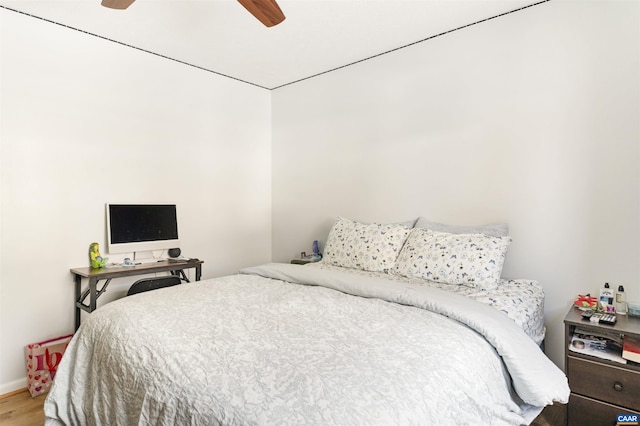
134 250 165 264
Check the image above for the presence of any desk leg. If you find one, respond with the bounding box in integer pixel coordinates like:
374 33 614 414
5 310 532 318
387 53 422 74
74 275 82 331
89 278 98 312
195 264 202 281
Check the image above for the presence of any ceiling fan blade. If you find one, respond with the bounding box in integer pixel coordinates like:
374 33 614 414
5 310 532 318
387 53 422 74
101 0 136 10
237 0 286 27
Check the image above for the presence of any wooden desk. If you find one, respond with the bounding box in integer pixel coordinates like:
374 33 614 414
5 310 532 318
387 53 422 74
71 259 203 330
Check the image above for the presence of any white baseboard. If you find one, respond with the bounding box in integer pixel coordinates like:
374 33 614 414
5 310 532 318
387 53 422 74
0 378 28 396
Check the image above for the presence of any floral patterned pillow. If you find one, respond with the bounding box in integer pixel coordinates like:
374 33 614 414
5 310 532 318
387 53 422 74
392 228 511 288
323 217 411 272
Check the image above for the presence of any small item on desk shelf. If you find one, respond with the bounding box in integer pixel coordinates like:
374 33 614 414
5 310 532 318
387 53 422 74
294 243 323 264
304 255 322 262
622 335 640 363
569 326 626 364
599 313 617 325
168 257 197 263
599 282 615 313
616 285 627 315
581 309 594 319
89 242 108 269
586 312 617 324
574 294 598 310
135 258 164 264
302 240 322 262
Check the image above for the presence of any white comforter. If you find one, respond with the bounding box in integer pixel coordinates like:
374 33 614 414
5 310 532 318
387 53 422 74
45 263 569 425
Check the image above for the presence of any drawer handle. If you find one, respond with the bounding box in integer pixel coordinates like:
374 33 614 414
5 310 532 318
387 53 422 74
614 382 623 392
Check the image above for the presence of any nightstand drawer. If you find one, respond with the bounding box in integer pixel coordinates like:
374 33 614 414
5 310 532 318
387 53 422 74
567 356 640 410
568 394 640 426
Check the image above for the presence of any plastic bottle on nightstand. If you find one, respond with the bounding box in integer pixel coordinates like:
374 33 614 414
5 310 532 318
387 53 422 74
599 283 614 312
616 285 627 315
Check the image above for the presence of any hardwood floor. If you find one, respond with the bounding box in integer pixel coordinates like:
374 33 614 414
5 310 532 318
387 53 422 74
0 389 45 426
532 402 566 426
0 387 565 425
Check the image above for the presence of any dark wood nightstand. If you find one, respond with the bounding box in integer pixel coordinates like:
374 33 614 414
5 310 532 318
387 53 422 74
290 258 320 265
564 307 640 425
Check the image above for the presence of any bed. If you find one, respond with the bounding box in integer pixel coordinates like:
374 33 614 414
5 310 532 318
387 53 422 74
44 217 569 425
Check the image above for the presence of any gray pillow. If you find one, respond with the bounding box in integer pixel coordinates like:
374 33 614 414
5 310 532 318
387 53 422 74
414 217 508 237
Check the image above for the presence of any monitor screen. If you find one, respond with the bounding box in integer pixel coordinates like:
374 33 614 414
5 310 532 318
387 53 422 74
106 204 179 254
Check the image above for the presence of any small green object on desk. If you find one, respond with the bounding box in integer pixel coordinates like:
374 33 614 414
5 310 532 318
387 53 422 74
89 242 108 269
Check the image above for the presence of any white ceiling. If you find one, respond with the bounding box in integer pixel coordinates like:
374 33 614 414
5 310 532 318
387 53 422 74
1 0 543 89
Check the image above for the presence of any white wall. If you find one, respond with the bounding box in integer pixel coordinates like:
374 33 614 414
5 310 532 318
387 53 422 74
1 0 638 395
272 0 640 369
0 10 272 393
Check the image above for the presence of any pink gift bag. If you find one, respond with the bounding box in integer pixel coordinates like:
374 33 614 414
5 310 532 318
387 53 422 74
25 334 73 397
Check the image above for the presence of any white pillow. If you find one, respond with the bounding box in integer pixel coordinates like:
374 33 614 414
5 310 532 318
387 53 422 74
392 228 511 288
323 217 411 272
414 217 509 237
